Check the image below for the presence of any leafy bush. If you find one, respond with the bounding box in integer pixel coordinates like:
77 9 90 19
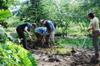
0 41 37 66
0 10 11 20
0 10 11 28
0 26 7 42
5 16 21 27
0 20 9 28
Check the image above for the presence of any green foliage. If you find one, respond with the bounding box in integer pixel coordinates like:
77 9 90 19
0 10 11 28
0 41 37 66
0 26 7 42
0 0 8 8
5 16 22 27
0 10 11 20
2 0 100 36
28 0 100 35
1 0 100 50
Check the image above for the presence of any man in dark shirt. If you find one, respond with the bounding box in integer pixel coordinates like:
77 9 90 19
16 23 34 49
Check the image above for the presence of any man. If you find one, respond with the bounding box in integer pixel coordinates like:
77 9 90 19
40 19 56 45
34 27 48 47
87 13 100 63
16 23 34 49
31 23 48 47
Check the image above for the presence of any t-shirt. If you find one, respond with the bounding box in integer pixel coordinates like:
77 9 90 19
35 27 48 36
89 17 100 31
17 23 32 32
45 20 55 32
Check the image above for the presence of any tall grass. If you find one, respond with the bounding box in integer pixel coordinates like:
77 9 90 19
57 37 93 49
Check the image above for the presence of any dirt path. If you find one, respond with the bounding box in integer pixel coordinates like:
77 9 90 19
32 47 100 66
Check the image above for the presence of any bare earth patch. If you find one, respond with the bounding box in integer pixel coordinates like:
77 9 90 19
32 47 100 66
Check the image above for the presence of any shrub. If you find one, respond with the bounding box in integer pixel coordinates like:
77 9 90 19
0 10 11 20
0 26 7 42
0 41 37 66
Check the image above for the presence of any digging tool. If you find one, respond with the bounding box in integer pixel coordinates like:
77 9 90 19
82 36 87 48
82 31 91 48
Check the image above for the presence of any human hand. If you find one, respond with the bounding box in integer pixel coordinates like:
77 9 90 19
87 28 91 32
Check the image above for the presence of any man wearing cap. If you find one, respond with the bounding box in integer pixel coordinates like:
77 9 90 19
40 19 56 45
87 13 100 63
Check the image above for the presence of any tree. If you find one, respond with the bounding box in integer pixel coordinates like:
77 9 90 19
0 0 8 10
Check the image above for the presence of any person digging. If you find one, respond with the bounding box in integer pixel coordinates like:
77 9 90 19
87 13 100 63
16 22 34 50
40 19 56 47
31 23 49 48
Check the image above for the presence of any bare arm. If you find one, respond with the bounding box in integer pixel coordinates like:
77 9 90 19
88 22 96 32
24 27 32 40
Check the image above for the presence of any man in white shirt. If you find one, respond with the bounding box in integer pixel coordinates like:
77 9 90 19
87 13 100 63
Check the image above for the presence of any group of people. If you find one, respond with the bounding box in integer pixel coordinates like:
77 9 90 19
16 12 100 63
16 19 55 49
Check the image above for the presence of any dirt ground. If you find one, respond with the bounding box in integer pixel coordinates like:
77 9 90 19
32 47 100 66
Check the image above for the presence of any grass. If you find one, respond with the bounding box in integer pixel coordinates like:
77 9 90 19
56 37 93 49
